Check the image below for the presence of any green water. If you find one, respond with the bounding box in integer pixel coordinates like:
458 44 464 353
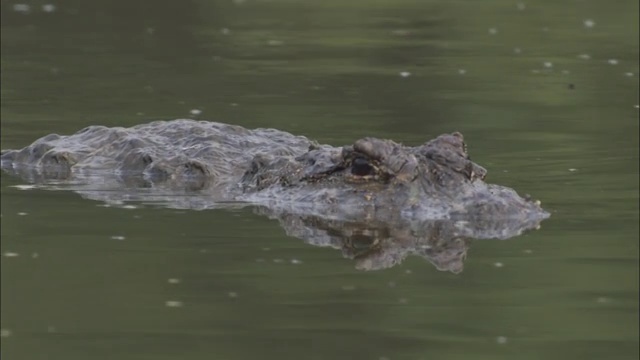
1 1 638 359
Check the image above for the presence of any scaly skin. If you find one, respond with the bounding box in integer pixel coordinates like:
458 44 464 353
1 119 549 221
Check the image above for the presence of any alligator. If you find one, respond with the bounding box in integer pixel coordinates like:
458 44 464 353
1 119 550 272
0 119 549 222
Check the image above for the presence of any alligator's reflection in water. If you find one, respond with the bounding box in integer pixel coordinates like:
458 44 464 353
257 207 541 273
11 182 544 274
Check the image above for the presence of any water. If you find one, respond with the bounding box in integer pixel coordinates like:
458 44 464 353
1 1 638 359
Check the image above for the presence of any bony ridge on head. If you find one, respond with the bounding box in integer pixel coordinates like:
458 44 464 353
350 138 419 182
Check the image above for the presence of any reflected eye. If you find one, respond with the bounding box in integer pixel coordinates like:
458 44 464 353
351 157 374 176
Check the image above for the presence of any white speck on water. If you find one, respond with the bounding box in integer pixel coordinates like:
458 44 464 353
267 39 283 46
625 72 634 77
4 252 19 258
496 336 508 344
568 168 578 172
391 29 410 36
530 69 541 74
0 329 11 337
513 47 522 54
228 291 238 298
516 3 526 11
596 296 610 303
189 109 202 115
165 300 183 308
42 4 56 13
32 252 39 259
488 27 498 35
290 259 302 265
272 258 284 264
262 247 271 251
635 105 639 109
12 184 38 190
13 4 30 13
399 71 411 78
110 235 126 241
523 249 533 254
168 278 181 284
607 59 619 65
136 112 144 116
341 285 356 291
578 54 591 60
502 169 510 173
458 69 467 75
47 326 56 333
387 281 397 288
561 70 570 74
583 19 596 28
405 269 413 274
230 103 239 107
543 61 553 68
146 27 155 35
494 262 504 268
398 298 408 304
122 205 137 209
221 28 230 35
17 212 28 216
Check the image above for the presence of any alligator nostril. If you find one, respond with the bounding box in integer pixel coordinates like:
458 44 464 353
142 154 153 165
351 157 374 176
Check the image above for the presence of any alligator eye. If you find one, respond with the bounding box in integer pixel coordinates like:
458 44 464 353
351 157 374 176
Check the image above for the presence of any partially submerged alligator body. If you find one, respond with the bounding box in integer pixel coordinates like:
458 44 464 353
1 119 550 272
1 119 549 222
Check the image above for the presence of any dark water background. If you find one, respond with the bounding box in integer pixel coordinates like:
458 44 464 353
1 1 638 359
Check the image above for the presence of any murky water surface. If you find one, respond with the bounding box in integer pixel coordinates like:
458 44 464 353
1 1 638 359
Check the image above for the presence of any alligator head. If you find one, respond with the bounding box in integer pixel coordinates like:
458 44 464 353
239 132 548 221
